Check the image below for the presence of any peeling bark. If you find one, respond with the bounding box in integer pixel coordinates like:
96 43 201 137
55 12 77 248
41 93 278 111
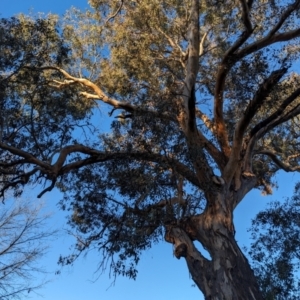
165 192 262 300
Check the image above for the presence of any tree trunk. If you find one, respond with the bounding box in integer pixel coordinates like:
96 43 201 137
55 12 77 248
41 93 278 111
165 193 263 300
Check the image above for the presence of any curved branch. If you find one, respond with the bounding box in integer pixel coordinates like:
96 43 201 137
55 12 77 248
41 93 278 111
199 32 208 56
59 148 201 189
244 104 300 172
37 179 56 198
0 142 51 170
250 86 300 138
257 150 300 172
267 0 300 38
35 66 176 123
105 0 124 24
237 28 300 59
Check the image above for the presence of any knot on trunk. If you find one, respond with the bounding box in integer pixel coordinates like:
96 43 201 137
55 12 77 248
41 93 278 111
174 243 187 259
212 176 225 185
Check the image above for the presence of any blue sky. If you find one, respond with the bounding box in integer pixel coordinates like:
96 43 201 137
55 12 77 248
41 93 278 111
1 1 299 300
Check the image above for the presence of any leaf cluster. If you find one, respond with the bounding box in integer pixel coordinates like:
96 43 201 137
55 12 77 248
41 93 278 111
248 182 300 299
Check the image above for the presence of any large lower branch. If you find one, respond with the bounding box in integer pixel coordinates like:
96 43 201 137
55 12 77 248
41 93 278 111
0 142 203 197
0 142 51 170
164 225 210 270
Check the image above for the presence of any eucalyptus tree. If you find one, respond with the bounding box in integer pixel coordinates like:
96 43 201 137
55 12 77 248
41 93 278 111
1 1 300 299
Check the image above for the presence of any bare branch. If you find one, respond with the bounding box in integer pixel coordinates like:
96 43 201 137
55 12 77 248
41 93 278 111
105 0 124 25
239 0 253 32
37 179 56 198
0 200 56 299
196 108 215 132
199 32 208 56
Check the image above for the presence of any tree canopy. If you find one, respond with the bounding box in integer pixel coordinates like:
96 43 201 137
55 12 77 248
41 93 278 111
1 1 300 299
248 182 300 300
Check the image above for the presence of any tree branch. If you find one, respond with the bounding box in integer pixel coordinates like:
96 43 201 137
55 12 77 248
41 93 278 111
236 1 300 60
267 0 300 37
59 148 201 189
105 0 124 24
0 142 51 170
244 104 300 172
223 67 287 182
214 15 254 158
196 108 215 132
0 141 204 197
257 149 300 172
37 179 56 198
196 131 227 170
239 0 253 32
237 28 300 59
250 86 300 138
35 66 176 123
199 32 208 56
214 0 300 159
180 0 200 132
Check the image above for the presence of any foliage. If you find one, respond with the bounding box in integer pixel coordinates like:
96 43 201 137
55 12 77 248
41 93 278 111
1 0 300 298
248 182 300 300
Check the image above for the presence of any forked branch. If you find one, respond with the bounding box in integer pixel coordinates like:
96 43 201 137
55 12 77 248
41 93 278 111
223 68 287 182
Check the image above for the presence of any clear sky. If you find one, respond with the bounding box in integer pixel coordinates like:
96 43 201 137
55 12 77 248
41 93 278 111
1 1 299 300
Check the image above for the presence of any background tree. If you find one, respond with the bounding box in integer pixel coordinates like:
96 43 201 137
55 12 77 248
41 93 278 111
0 199 56 299
248 182 300 300
1 1 300 299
